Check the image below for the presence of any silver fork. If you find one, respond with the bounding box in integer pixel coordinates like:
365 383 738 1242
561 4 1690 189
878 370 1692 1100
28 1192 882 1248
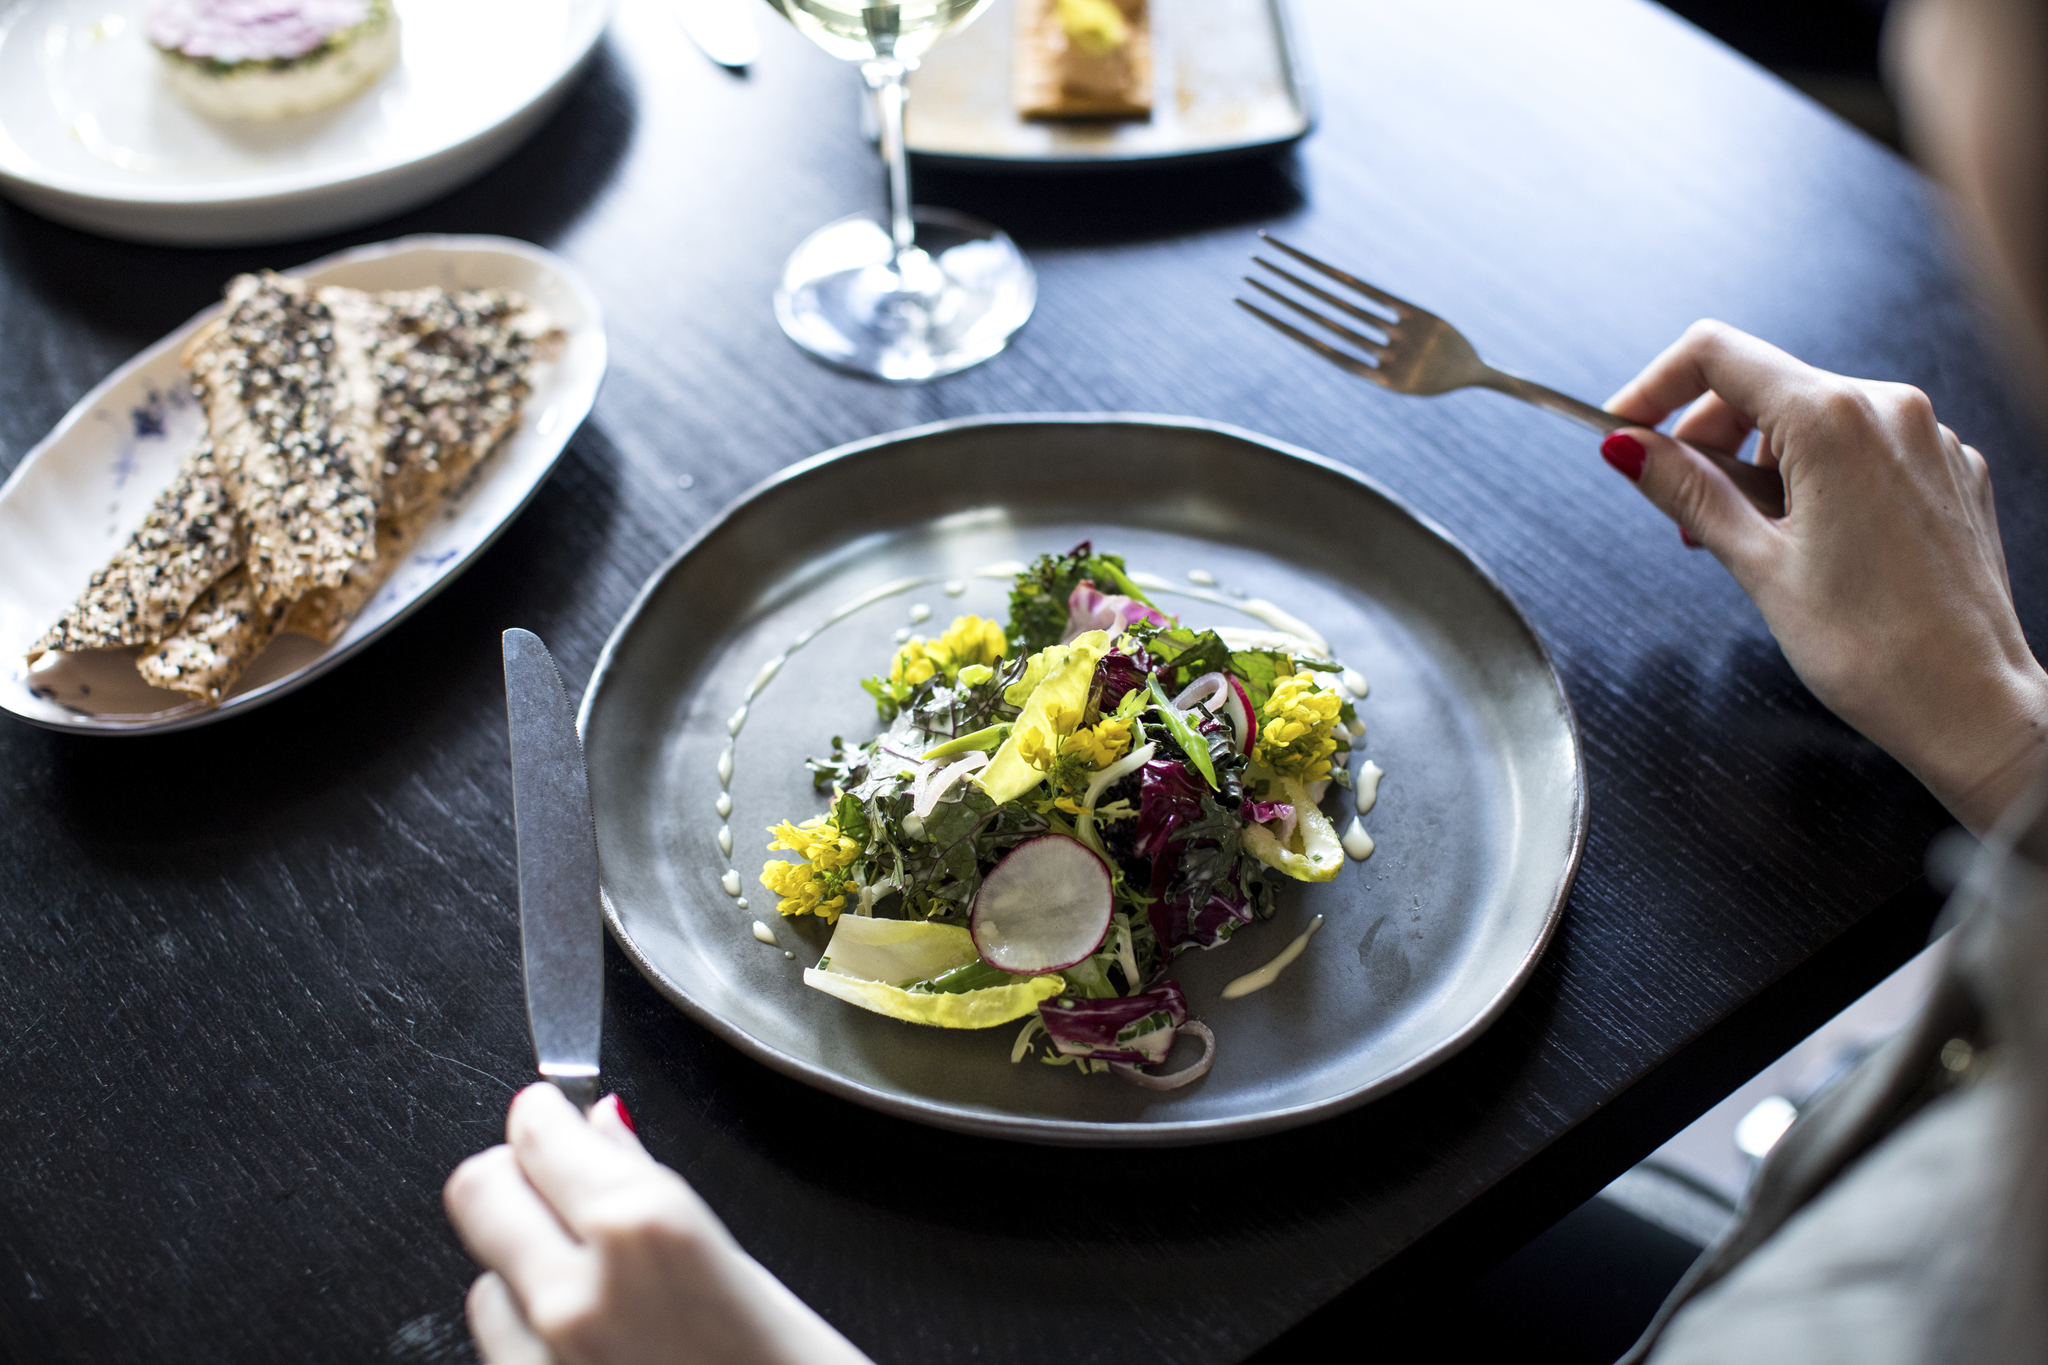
1236 233 1786 518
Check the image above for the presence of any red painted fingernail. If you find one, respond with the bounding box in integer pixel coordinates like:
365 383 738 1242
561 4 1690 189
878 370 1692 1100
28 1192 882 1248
1600 432 1646 482
1680 527 1700 549
610 1095 636 1133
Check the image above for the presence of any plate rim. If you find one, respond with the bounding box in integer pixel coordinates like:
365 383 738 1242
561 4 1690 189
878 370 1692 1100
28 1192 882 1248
0 231 609 736
581 412 1587 1147
0 0 613 208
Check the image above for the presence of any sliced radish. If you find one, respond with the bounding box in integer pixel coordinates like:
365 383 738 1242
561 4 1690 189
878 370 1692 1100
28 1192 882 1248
1224 674 1257 753
970 835 1114 974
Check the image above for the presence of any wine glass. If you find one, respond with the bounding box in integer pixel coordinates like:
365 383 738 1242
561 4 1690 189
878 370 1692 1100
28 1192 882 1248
764 0 1037 382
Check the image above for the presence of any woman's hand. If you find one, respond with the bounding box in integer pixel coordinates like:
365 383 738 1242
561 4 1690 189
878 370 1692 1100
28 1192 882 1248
444 1083 873 1365
1602 319 2048 833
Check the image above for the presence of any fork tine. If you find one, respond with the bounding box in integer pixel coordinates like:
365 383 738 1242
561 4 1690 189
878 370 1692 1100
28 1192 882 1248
1245 278 1391 358
1234 299 1390 388
1257 232 1420 318
1250 258 1396 336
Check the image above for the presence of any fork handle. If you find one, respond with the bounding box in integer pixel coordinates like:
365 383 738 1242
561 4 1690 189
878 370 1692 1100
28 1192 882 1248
1482 370 1786 519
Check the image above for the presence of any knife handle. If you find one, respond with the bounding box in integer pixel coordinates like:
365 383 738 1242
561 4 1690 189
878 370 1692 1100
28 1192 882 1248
546 1073 600 1113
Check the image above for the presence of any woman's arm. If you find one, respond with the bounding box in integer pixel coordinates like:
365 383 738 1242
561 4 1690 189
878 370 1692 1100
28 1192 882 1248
444 1083 875 1365
1598 319 2048 833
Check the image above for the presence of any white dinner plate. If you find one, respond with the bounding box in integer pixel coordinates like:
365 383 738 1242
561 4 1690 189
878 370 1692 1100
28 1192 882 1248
0 234 607 735
0 0 611 245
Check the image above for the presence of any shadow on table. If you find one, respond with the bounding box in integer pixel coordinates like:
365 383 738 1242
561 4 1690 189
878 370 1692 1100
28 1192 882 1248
0 37 638 349
1247 1193 1705 1365
913 148 1307 250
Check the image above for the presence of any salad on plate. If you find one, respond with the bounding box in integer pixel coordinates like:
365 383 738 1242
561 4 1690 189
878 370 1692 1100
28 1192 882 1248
757 544 1369 1088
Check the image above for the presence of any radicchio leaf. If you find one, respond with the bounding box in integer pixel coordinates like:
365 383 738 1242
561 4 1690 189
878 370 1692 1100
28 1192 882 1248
1037 981 1190 1064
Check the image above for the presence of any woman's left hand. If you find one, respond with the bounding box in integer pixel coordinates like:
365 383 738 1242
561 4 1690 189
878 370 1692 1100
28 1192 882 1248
444 1083 873 1365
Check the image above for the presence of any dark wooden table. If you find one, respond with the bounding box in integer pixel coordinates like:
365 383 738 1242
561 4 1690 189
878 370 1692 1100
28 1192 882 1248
1 0 2037 1360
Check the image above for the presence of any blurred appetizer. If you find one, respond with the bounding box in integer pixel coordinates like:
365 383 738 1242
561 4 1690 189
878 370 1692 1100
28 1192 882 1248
146 0 401 121
1015 0 1151 120
29 272 558 707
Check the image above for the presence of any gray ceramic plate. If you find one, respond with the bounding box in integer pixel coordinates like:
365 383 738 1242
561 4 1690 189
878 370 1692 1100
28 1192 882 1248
581 415 1584 1146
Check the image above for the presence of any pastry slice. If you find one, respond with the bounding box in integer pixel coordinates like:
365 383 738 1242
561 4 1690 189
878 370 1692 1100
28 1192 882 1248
29 439 243 661
134 566 287 703
185 272 385 618
1016 0 1152 120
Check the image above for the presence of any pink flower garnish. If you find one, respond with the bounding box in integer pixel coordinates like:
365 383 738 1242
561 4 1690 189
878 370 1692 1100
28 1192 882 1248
1061 579 1168 644
147 0 371 63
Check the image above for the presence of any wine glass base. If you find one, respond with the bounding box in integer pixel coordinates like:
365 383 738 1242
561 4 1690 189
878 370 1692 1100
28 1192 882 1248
774 207 1036 382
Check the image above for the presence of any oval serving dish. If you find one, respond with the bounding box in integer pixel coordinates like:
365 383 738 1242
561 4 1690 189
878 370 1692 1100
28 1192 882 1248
0 233 607 735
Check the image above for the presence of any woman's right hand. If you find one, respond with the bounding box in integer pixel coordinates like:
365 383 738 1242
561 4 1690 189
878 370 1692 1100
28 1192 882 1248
444 1083 873 1365
1600 320 2048 833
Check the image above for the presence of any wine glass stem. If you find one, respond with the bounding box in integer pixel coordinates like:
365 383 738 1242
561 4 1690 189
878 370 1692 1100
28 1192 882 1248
862 57 916 260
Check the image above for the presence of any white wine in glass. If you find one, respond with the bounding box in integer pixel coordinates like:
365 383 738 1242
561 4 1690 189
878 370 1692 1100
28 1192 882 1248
764 0 1037 381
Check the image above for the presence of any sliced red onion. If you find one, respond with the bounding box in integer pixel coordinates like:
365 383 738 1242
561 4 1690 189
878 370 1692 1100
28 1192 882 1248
1111 1020 1216 1091
1171 671 1251 753
911 750 989 820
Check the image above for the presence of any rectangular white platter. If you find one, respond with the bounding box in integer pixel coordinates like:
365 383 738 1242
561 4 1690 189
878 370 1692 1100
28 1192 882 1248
904 0 1313 168
0 233 607 735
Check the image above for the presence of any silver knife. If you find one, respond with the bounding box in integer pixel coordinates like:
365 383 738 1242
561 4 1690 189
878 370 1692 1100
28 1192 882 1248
674 0 758 69
503 628 604 1113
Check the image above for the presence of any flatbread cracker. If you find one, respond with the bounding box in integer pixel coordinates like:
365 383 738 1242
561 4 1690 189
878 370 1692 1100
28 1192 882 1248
134 566 286 703
29 440 243 660
281 289 555 645
186 273 384 617
1016 0 1152 119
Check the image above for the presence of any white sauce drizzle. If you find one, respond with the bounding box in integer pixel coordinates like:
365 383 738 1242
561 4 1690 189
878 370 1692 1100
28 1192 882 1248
727 704 748 737
720 870 742 897
747 655 785 700
893 628 911 643
826 575 934 627
1355 760 1384 816
1342 818 1375 861
1187 569 1217 585
784 951 794 959
717 825 733 857
1221 915 1324 999
943 580 966 597
717 746 734 787
1341 668 1370 698
716 792 732 819
737 897 749 910
751 920 778 944
1347 716 1367 738
973 560 1027 579
908 603 931 624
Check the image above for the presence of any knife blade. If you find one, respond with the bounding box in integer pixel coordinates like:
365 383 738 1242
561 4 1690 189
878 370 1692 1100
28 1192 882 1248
503 628 604 1112
674 0 758 69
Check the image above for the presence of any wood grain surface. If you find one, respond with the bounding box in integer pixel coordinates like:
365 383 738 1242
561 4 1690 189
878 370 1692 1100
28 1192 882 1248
0 0 2038 1361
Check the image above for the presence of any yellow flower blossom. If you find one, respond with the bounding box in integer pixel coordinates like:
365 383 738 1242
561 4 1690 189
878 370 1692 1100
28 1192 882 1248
1256 672 1343 782
760 815 863 922
879 615 1008 698
1064 715 1134 770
